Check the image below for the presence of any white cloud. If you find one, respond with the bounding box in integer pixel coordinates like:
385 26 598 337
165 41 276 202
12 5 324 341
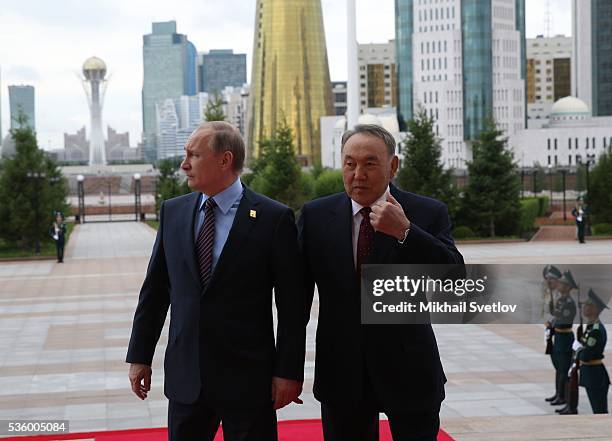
0 0 571 150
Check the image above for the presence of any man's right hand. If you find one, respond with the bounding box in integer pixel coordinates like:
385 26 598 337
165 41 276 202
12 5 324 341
129 363 152 400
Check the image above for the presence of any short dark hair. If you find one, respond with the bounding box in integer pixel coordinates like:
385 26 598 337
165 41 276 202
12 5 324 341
341 124 396 157
197 121 245 172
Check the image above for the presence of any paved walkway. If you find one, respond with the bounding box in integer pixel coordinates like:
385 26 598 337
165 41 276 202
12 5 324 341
0 223 610 437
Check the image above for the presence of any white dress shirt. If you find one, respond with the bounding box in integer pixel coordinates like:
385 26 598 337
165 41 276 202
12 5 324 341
350 186 389 267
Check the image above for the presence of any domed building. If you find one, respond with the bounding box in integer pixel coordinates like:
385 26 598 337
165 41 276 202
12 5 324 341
510 96 612 168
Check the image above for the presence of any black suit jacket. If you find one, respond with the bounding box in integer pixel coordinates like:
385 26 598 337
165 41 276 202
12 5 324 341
126 186 305 409
298 184 464 412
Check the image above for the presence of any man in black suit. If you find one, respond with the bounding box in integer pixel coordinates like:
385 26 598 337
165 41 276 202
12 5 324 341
126 121 306 441
298 124 463 441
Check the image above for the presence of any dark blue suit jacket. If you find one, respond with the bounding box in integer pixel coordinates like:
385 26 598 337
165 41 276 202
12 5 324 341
127 186 306 408
298 184 464 411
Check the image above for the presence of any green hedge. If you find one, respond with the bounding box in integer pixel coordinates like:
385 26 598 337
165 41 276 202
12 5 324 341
314 170 344 198
452 226 475 239
592 223 612 235
519 198 540 233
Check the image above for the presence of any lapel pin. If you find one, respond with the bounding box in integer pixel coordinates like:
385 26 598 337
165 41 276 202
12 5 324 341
250 210 257 219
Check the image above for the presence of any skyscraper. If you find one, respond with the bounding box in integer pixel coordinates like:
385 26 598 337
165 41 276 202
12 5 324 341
526 35 572 124
395 0 526 168
249 0 333 165
358 41 397 112
8 85 35 130
573 0 612 116
198 49 247 94
142 20 198 163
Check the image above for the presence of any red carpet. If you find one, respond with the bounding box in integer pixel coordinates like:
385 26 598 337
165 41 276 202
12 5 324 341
6 420 454 440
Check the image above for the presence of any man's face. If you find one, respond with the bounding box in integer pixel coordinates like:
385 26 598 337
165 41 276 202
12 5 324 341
181 129 226 195
342 133 398 207
582 303 598 321
546 277 557 289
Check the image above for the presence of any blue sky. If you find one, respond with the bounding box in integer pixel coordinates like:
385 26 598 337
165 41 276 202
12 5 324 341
0 0 571 150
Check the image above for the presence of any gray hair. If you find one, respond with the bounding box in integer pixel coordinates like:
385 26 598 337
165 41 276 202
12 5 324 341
341 124 396 157
194 121 245 172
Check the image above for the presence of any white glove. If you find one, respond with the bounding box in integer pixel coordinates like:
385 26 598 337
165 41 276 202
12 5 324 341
572 341 583 352
568 363 576 377
545 328 551 338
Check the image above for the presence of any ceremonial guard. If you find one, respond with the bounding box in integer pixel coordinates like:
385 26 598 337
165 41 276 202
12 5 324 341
550 270 577 408
543 265 562 403
571 197 588 244
575 289 610 414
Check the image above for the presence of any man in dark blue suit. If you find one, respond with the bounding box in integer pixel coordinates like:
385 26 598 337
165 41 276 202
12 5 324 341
126 121 306 441
298 124 464 441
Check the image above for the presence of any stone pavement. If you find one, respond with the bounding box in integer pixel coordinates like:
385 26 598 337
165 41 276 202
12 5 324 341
0 223 610 438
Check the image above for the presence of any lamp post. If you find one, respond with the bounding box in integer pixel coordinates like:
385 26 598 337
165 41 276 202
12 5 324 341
521 168 525 198
26 171 46 254
108 179 112 221
77 174 85 223
134 173 141 222
532 168 538 195
548 164 553 204
560 168 568 221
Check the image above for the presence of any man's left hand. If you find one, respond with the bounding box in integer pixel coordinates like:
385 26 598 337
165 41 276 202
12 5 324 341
370 193 410 240
271 376 303 410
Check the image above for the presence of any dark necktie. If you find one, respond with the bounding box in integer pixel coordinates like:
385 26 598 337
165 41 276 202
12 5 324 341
196 197 217 287
356 207 374 276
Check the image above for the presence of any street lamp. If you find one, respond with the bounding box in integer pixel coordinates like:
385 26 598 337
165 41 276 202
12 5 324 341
532 168 538 195
77 174 85 223
548 164 553 204
26 171 46 254
560 168 568 221
134 173 142 222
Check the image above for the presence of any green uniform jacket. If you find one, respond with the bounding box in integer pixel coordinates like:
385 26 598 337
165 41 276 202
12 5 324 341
579 321 610 388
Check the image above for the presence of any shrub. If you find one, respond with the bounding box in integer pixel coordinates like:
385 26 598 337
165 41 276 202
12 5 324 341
592 223 612 236
314 169 344 198
519 198 540 233
452 226 475 239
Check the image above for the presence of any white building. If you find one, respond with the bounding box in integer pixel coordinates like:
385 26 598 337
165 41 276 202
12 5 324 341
321 109 404 170
510 97 612 168
221 85 249 138
526 35 572 125
358 41 397 113
397 0 526 169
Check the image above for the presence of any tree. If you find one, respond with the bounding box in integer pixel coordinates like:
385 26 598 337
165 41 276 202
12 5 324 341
0 117 69 252
250 119 305 210
587 153 612 223
155 156 190 214
204 92 226 122
459 120 521 237
396 107 458 218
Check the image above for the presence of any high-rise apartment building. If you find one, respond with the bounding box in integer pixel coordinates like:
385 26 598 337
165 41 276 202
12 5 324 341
198 49 247 94
358 41 397 113
395 0 526 168
573 0 612 116
250 0 333 165
142 20 198 163
526 35 572 123
8 85 35 130
332 81 348 116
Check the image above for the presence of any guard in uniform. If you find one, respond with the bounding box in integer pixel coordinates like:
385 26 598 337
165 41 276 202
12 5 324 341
550 270 577 408
543 265 562 403
571 197 588 244
575 289 610 414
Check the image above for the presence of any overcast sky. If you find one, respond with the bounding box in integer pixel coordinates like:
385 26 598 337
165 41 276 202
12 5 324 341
0 0 571 150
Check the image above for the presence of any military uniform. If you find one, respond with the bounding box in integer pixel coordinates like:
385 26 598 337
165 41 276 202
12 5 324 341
542 265 562 403
550 271 577 406
577 289 610 414
571 201 587 244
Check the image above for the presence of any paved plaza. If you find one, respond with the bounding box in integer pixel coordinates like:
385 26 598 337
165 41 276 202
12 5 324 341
0 222 610 438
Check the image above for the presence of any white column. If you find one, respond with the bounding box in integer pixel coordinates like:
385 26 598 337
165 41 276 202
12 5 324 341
346 0 360 129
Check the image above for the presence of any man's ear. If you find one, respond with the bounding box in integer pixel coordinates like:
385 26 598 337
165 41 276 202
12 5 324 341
221 151 234 169
389 155 399 178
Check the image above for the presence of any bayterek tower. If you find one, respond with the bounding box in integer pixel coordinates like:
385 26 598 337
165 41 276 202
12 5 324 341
82 56 108 166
